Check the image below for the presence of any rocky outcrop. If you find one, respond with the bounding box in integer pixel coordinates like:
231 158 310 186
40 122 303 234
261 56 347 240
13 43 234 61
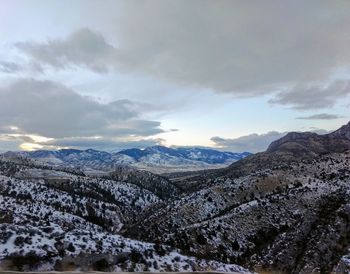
267 121 350 155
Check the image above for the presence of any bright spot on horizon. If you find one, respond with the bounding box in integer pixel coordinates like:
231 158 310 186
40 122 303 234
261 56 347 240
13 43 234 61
20 142 44 151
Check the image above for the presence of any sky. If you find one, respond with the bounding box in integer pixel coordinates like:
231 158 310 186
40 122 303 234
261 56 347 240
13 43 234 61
0 0 349 153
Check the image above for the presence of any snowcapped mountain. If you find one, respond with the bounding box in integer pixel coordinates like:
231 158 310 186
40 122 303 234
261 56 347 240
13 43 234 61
120 146 250 164
15 146 251 173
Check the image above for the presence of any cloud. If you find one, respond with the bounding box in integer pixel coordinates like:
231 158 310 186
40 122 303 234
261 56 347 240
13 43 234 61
211 132 288 153
211 128 331 153
307 128 331 135
296 113 344 120
0 79 164 148
210 128 329 153
14 1 350 109
0 61 23 73
0 133 52 152
16 28 115 73
0 135 23 152
269 80 350 110
36 136 164 152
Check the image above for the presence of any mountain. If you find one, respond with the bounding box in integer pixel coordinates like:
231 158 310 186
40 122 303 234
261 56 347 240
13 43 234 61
15 146 251 174
122 122 350 273
120 146 250 164
213 121 350 180
1 122 350 273
171 122 350 191
0 154 250 273
267 121 350 155
125 150 350 273
229 121 350 175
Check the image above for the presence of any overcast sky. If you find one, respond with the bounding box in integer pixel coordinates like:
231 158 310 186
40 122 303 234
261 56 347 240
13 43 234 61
0 0 349 152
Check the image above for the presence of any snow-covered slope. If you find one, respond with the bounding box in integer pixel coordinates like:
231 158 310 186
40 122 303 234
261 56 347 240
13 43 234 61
0 157 250 273
13 146 251 174
120 146 251 165
2 123 350 273
125 151 350 273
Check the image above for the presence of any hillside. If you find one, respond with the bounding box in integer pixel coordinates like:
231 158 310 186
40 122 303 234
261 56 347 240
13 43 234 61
172 122 350 189
122 121 350 273
125 151 350 273
0 155 250 273
1 122 350 273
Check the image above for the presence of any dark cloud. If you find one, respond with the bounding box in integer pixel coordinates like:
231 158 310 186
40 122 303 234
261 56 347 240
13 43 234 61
296 113 344 120
0 79 163 139
0 134 33 143
14 1 350 109
269 80 350 110
16 28 115 73
0 61 23 73
0 126 21 134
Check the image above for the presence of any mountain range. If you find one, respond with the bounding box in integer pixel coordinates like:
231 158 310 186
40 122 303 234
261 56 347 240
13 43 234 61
12 146 251 174
0 121 350 273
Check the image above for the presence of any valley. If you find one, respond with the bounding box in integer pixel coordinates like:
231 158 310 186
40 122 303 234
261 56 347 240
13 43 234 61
0 122 350 273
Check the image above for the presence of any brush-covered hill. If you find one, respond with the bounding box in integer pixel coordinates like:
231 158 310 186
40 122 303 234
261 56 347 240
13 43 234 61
0 155 250 273
122 122 350 273
125 151 350 273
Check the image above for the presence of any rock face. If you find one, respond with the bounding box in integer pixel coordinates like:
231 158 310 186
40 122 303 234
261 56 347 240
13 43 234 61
220 121 350 179
267 131 323 155
267 121 350 155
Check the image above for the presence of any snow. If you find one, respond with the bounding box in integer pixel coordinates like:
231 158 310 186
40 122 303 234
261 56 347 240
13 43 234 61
0 157 251 273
